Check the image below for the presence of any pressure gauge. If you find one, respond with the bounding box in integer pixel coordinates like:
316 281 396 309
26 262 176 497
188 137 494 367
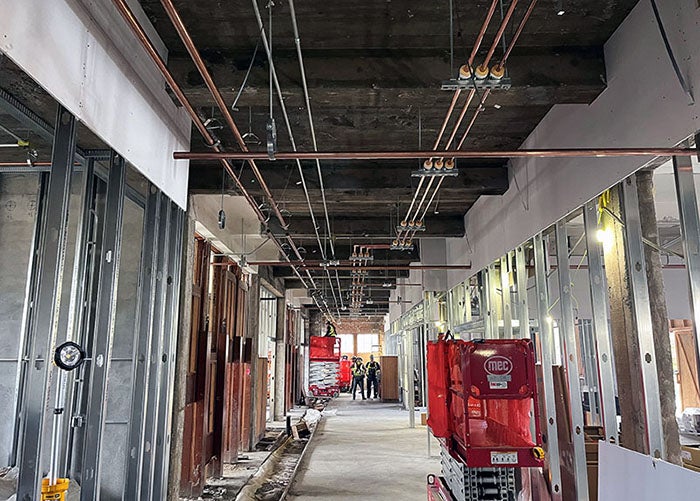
54 341 85 371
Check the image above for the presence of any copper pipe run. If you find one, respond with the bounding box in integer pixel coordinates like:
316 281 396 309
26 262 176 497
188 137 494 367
112 0 319 294
247 263 472 270
178 147 697 161
455 89 492 151
158 0 290 230
429 0 499 154
498 0 539 68
480 0 520 70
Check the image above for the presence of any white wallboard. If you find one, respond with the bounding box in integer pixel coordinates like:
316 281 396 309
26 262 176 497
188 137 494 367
0 0 191 208
463 0 700 273
598 442 700 500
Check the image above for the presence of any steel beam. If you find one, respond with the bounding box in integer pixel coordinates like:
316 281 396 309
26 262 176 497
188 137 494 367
17 106 77 501
555 221 589 500
583 201 619 443
673 155 700 421
534 232 563 499
80 153 126 499
621 176 665 458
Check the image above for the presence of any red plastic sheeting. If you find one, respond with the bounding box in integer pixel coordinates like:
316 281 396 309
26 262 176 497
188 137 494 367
426 341 450 437
339 359 352 388
309 336 341 361
426 338 544 469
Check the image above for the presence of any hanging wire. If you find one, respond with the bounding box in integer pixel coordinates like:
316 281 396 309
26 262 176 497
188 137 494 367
231 39 261 111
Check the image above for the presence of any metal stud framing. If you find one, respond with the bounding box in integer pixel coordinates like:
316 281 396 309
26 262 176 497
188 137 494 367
124 190 161 499
500 253 513 338
80 153 126 500
139 195 172 499
17 106 77 501
488 264 501 338
673 155 700 403
533 232 563 499
515 245 530 338
153 204 184 500
555 221 589 500
621 176 665 459
583 201 619 443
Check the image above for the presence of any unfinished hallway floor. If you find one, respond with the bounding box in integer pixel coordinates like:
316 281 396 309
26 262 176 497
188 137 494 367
288 394 440 500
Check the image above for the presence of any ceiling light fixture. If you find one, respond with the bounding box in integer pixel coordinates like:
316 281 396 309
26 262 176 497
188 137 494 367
556 0 565 16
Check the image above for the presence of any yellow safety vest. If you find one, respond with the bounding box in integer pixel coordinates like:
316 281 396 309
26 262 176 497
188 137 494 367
351 364 365 377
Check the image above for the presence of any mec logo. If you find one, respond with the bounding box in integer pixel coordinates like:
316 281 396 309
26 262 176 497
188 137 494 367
484 356 513 376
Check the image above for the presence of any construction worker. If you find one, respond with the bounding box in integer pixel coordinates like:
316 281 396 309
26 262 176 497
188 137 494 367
349 356 358 394
351 357 366 400
365 354 381 399
325 320 337 337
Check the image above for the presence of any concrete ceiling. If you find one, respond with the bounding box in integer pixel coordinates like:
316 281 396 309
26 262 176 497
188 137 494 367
140 0 637 314
0 0 640 316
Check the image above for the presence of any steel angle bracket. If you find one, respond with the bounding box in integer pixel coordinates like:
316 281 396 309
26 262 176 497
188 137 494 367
441 77 512 91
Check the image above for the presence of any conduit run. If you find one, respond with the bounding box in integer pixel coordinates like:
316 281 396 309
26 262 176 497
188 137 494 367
112 0 317 293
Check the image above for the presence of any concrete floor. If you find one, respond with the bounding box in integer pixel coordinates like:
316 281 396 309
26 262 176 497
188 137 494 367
288 394 440 500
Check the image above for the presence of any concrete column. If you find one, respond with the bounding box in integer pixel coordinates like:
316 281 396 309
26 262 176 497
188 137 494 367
602 186 646 453
274 298 287 421
636 170 681 464
246 275 261 450
166 213 195 499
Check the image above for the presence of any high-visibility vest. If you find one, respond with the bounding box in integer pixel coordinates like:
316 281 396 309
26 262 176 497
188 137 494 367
366 361 380 377
351 364 365 377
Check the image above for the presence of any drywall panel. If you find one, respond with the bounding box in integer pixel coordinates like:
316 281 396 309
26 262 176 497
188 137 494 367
598 442 700 499
464 0 700 272
0 0 191 208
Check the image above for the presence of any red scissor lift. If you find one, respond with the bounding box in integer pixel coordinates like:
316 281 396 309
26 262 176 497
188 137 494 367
426 339 544 501
308 336 342 398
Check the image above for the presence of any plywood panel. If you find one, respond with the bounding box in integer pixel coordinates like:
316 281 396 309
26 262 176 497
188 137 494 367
674 328 700 410
380 356 399 402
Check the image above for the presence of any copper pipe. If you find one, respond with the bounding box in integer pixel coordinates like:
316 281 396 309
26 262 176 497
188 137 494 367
456 89 492 151
177 147 697 161
158 0 289 230
469 0 501 66
247 263 472 270
432 90 462 150
481 0 520 69
499 0 538 68
443 90 477 151
430 0 499 154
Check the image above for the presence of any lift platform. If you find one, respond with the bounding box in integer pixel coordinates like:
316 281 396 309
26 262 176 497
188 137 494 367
426 338 543 500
